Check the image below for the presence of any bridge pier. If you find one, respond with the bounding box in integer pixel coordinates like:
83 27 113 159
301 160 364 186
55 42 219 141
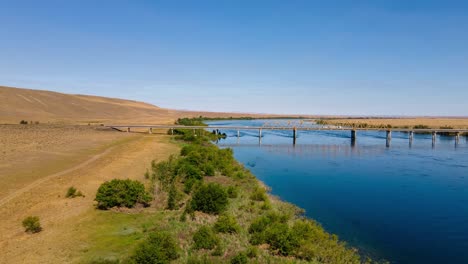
409 131 414 147
386 130 392 148
351 130 357 146
432 132 437 148
171 128 174 135
259 128 262 144
237 129 240 138
455 132 460 147
127 127 130 133
149 127 152 134
293 127 297 145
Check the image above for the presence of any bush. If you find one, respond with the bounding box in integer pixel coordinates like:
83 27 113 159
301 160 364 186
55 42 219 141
95 179 151 209
250 186 267 202
129 232 179 263
214 214 240 234
19 120 28 125
227 186 238 198
230 252 248 264
184 178 200 194
167 183 178 210
264 222 299 255
66 186 84 198
246 246 258 258
22 216 42 233
193 226 219 250
191 183 228 215
248 212 289 245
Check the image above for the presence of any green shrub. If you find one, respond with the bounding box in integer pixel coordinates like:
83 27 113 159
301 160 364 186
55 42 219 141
260 200 272 210
95 179 151 209
66 186 84 198
214 214 240 234
264 222 299 255
246 246 258 258
22 216 42 233
230 252 248 264
19 120 28 125
129 232 179 263
248 212 289 245
184 178 199 194
193 226 219 250
167 183 178 210
203 164 215 176
250 187 267 201
227 186 238 198
191 183 228 215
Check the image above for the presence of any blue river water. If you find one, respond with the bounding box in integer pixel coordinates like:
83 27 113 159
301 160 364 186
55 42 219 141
206 119 468 264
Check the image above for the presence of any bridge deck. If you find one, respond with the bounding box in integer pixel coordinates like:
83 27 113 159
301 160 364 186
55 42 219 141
107 125 468 133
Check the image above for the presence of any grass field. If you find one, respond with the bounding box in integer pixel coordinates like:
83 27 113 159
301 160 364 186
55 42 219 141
0 126 179 263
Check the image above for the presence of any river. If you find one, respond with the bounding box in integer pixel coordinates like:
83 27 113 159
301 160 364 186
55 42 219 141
206 119 468 264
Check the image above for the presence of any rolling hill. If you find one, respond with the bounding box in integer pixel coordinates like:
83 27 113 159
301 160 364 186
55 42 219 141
0 86 277 124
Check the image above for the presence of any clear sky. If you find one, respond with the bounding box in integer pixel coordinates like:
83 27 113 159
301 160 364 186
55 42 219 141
1 0 467 116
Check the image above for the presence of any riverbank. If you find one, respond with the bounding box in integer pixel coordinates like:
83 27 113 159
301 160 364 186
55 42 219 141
315 117 468 130
86 121 383 263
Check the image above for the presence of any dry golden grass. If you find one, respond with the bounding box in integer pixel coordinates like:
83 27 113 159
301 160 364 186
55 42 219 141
321 118 468 129
0 127 179 263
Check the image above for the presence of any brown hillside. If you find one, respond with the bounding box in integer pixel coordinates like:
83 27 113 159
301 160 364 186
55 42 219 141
0 86 185 124
0 86 291 125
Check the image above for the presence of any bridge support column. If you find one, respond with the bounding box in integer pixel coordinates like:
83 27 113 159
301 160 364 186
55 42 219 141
293 127 297 145
237 129 240 138
432 132 437 148
351 130 357 146
259 128 262 144
149 128 152 134
409 131 414 147
171 128 174 135
455 132 460 147
386 130 392 148
127 127 130 133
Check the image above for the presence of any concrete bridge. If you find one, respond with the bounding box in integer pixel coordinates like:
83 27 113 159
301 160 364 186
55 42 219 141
107 125 468 147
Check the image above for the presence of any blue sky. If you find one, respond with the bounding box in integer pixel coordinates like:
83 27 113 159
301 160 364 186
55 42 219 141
1 0 467 116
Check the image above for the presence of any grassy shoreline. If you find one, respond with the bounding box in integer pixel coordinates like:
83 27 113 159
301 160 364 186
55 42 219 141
81 119 384 263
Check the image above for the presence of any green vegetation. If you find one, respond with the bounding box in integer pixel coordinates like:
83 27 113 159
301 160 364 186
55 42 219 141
230 252 248 264
85 117 380 263
192 226 220 250
95 179 151 209
22 216 42 233
214 214 240 234
191 183 228 215
413 124 430 129
66 186 84 198
129 232 180 263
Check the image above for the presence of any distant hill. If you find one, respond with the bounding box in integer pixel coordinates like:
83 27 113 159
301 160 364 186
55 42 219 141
0 86 184 124
0 86 282 124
